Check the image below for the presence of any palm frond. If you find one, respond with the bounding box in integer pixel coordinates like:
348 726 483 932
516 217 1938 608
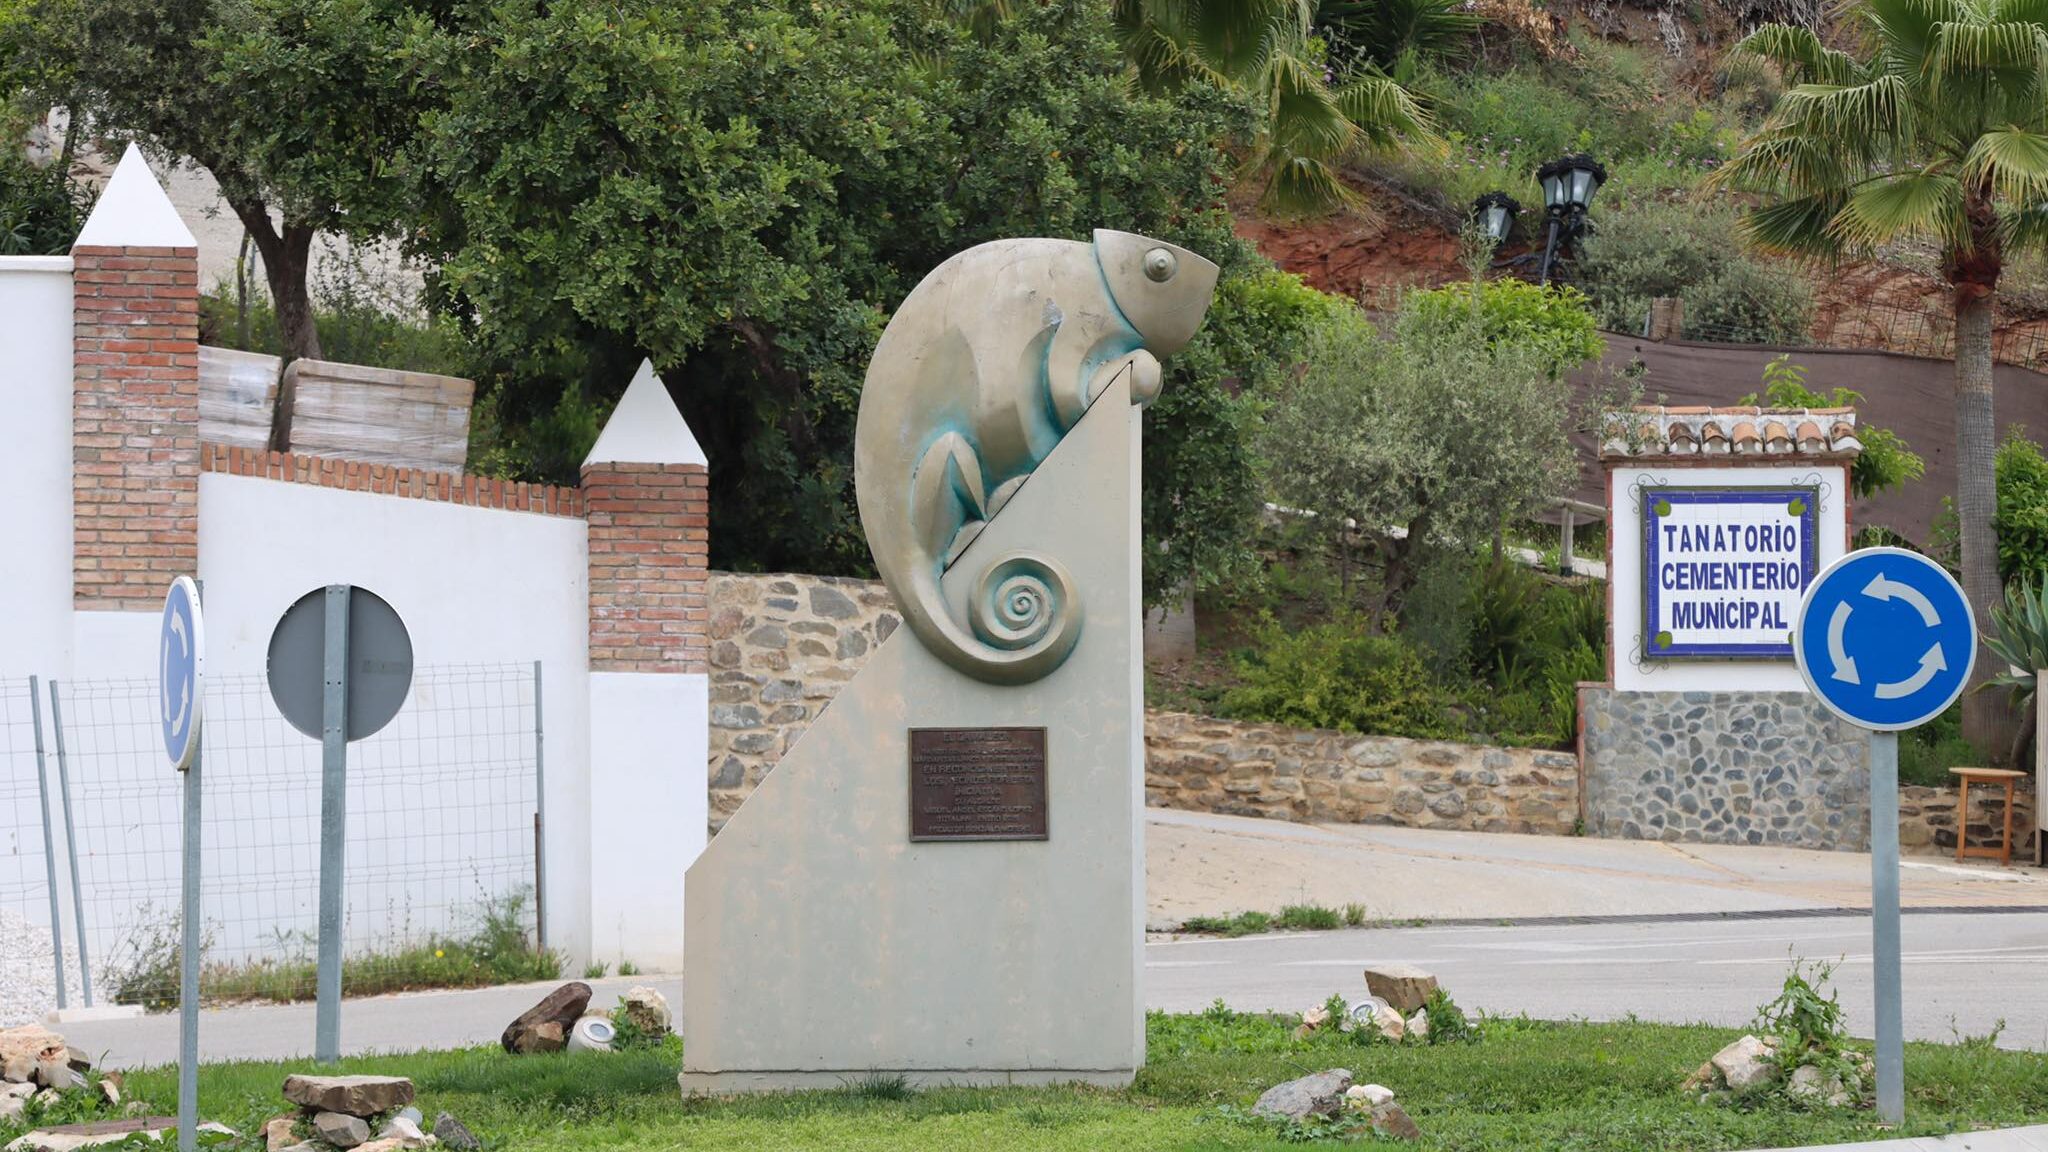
1253 149 1361 217
1828 169 1967 251
1266 51 1356 157
1710 129 1872 196
1860 0 1956 74
1962 127 2048 203
1728 23 1862 85
1739 192 1852 257
1772 76 1915 144
1926 19 2048 98
1332 70 1437 152
1999 200 2048 252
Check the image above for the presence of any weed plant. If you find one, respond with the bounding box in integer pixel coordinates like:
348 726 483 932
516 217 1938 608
107 888 558 1010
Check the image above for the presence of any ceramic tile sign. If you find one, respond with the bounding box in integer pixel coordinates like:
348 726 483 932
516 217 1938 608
1641 485 1819 660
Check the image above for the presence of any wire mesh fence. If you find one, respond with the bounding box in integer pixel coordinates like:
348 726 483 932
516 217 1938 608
1629 296 2048 376
0 677 82 1026
33 663 544 1014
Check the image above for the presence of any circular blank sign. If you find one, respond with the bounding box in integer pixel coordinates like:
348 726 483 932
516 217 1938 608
267 585 415 742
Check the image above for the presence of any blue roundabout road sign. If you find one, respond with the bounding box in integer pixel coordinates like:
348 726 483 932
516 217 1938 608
160 575 206 770
1792 547 1976 732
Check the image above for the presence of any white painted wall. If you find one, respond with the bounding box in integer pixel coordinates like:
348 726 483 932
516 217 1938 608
193 473 595 959
0 257 75 681
587 671 707 971
1611 463 1850 692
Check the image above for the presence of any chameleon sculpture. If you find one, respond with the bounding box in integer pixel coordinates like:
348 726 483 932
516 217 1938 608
853 230 1219 685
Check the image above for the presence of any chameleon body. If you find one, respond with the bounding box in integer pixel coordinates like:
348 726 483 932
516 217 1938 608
853 230 1219 685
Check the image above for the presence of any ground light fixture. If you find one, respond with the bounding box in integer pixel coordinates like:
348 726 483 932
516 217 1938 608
1472 191 1520 248
1534 152 1607 285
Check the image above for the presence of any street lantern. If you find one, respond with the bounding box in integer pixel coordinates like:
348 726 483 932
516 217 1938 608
1533 153 1607 285
1472 192 1520 247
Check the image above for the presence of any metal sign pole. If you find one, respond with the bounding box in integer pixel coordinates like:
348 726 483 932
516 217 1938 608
1870 730 1904 1124
178 732 202 1152
315 584 351 1064
28 676 66 1011
48 682 94 1006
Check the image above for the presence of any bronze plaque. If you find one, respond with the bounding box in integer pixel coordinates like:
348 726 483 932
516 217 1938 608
908 727 1049 841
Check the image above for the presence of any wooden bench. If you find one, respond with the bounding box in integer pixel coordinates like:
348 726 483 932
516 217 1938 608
1950 767 2028 867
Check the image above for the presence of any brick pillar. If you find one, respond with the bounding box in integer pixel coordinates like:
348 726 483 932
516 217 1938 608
69 147 201 609
582 462 710 672
578 359 711 970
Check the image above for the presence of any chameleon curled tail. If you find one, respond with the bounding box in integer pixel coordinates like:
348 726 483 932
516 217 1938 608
899 549 1083 687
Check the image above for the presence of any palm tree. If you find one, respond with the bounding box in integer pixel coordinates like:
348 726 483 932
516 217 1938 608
1110 0 1438 215
1712 0 2048 756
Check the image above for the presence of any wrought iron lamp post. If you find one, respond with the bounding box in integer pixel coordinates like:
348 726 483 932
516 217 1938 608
1534 153 1606 286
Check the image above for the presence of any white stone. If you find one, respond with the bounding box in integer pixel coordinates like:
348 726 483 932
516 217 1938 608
1347 1083 1395 1107
1405 1008 1430 1043
1710 1035 1778 1093
582 360 706 468
1368 1002 1406 1042
376 1117 426 1144
72 144 198 250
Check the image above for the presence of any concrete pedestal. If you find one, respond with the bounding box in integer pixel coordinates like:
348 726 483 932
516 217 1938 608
679 373 1145 1091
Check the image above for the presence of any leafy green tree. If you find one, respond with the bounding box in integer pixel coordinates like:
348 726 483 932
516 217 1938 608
1713 0 2048 754
1111 0 1438 214
416 0 1304 595
18 0 433 358
1261 292 1584 620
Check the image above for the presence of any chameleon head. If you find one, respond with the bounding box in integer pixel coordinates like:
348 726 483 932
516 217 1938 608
1093 229 1221 362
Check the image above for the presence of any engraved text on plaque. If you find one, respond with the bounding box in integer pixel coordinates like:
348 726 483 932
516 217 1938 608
908 727 1049 841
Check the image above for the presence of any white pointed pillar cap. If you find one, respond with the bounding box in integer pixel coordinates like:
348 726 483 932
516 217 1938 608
583 359 708 469
72 143 198 250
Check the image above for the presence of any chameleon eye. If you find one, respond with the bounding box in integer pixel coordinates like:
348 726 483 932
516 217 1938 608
1143 247 1177 283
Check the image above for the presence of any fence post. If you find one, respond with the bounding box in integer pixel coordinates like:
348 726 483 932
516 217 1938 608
533 660 547 952
29 675 67 1011
46 681 93 1006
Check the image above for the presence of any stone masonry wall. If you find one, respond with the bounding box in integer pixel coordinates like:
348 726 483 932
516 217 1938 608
706 572 899 831
1144 712 1580 833
706 572 1577 837
1900 781 2038 858
1580 688 1872 851
709 574 2035 858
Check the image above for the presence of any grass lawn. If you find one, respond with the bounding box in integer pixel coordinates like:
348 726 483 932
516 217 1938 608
25 1011 2047 1151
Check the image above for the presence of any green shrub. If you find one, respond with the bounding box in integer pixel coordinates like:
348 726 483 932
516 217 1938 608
1898 704 1980 788
1575 201 1812 343
1995 432 2048 588
1220 619 1457 738
1743 358 1925 500
1399 278 1604 377
0 146 86 256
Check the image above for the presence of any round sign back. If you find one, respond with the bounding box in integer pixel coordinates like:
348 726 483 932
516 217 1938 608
159 576 205 770
266 585 414 742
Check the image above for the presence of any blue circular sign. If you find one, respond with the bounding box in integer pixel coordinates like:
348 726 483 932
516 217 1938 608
1792 547 1976 731
160 575 205 770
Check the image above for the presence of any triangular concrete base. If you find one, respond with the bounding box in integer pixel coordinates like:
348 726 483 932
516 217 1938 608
680 373 1144 1091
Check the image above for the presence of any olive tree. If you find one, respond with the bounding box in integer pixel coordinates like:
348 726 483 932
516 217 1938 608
1262 290 1585 621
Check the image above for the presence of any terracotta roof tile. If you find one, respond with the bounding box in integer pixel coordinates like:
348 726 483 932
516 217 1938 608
1601 405 1862 460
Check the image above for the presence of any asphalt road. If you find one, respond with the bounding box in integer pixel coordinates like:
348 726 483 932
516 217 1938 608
1148 909 2048 1051
61 909 2048 1068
